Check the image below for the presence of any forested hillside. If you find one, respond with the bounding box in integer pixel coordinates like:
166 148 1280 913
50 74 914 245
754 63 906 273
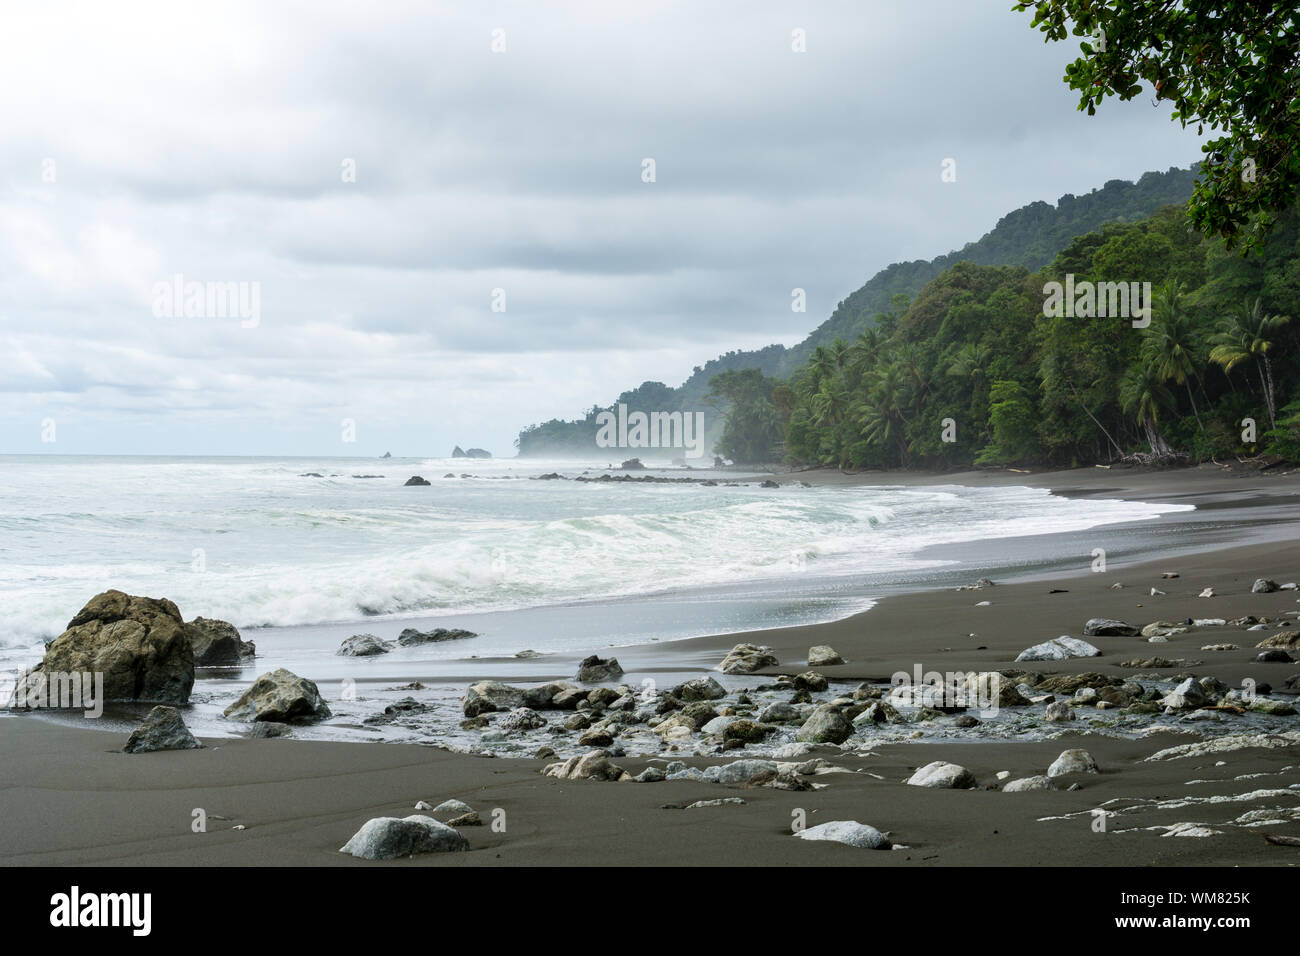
517 166 1199 458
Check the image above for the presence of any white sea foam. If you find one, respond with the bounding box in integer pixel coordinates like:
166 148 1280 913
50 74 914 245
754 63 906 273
0 455 1192 648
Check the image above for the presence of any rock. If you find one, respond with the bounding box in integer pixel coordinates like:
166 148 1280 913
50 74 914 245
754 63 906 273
1256 650 1295 663
1015 636 1102 662
403 476 431 486
1255 630 1300 650
30 590 194 705
759 701 803 724
853 701 899 726
575 655 624 682
542 749 627 781
1033 672 1124 694
224 668 333 723
808 645 845 667
1160 677 1207 710
1083 618 1139 637
718 642 779 674
185 617 255 666
122 705 202 753
672 676 726 702
1047 749 1099 777
1252 578 1280 594
431 799 473 819
1199 587 1215 598
550 687 589 710
620 458 645 470
953 714 980 728
1002 775 1056 792
907 761 976 789
796 704 852 744
1043 702 1076 722
1248 698 1297 716
759 479 780 488
685 797 748 808
792 671 829 693
1201 643 1239 651
397 627 476 646
578 727 615 746
337 633 393 656
447 811 482 827
497 707 546 731
1162 571 1180 579
795 821 891 849
462 680 526 717
1142 621 1189 639
339 815 467 859
248 721 292 738
723 719 775 743
634 767 665 783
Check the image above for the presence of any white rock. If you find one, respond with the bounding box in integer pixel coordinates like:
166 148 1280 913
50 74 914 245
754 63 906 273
339 814 468 859
1002 775 1057 792
1047 749 1099 777
795 820 891 849
906 760 976 789
1198 588 1215 598
1015 636 1101 662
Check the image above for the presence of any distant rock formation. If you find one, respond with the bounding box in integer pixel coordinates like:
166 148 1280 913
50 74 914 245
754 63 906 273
404 475 431 486
381 451 392 458
452 446 492 458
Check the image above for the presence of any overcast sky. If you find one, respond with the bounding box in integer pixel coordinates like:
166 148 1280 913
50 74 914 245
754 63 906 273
0 0 1203 458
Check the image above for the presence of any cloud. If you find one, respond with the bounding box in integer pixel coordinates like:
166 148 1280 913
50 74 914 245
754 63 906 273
0 0 1203 456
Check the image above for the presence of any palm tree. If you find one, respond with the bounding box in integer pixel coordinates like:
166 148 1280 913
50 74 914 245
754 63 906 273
1208 299 1291 430
1141 281 1205 431
856 364 909 465
1119 363 1176 458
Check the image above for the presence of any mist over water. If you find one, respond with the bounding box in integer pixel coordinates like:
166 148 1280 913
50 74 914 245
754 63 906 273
0 455 1193 654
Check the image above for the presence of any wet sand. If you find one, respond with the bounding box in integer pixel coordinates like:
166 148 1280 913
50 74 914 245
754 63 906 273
3 463 1299 866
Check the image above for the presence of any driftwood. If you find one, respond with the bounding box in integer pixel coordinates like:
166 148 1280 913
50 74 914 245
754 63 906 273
1263 834 1300 847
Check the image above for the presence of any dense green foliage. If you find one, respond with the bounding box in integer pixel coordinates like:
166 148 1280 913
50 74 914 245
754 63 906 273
781 167 1199 373
752 204 1300 468
517 168 1197 457
1014 1 1300 253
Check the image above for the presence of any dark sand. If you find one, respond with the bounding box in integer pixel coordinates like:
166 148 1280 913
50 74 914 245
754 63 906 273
3 464 1299 866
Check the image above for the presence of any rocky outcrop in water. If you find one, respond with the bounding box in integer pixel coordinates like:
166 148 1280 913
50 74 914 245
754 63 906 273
397 627 476 646
337 634 393 656
186 617 256 666
29 590 194 705
223 668 332 723
576 655 623 682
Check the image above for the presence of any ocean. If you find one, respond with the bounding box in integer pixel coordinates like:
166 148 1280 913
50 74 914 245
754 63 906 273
1 454 1194 665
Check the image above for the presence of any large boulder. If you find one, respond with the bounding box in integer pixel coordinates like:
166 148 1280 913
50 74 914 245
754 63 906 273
123 705 202 754
185 617 255 666
575 655 624 682
223 668 332 723
795 820 891 849
796 704 852 744
907 761 976 789
717 643 779 674
1083 618 1139 637
32 590 194 705
462 680 526 717
1002 775 1056 792
1252 578 1280 594
339 815 468 859
337 634 393 657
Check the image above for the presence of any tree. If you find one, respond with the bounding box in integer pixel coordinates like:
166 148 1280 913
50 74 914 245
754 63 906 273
1119 362 1177 457
1208 298 1292 428
1141 281 1206 431
706 368 784 463
1014 1 1300 252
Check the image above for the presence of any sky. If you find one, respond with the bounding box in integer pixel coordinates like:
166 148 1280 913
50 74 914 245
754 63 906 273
0 0 1205 458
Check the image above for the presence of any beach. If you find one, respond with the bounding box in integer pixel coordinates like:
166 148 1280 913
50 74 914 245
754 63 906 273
3 463 1299 867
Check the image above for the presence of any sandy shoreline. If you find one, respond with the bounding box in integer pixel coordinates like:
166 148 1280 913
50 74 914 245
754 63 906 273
3 463 1300 866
